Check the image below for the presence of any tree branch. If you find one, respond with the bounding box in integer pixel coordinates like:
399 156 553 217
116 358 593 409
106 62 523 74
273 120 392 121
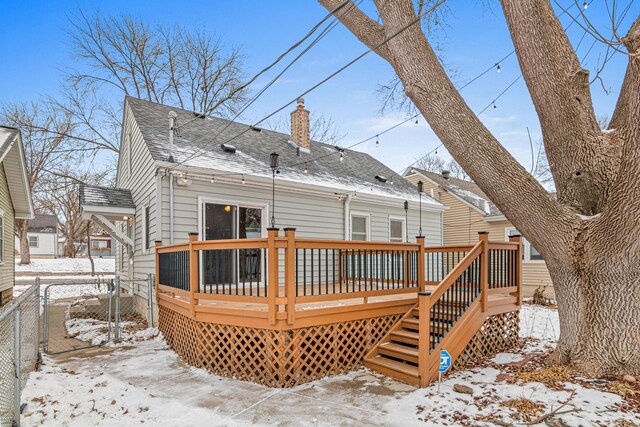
318 0 392 60
321 0 572 253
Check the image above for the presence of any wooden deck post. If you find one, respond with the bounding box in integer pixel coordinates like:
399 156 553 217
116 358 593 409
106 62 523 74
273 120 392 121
154 240 162 303
479 232 489 312
267 228 279 325
416 236 426 291
509 234 523 305
188 233 199 316
418 291 431 387
284 228 296 325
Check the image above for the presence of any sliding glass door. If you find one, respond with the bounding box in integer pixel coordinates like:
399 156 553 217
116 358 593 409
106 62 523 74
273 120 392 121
201 202 264 292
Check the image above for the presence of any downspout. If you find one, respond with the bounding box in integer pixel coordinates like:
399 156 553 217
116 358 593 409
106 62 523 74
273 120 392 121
168 111 177 244
343 194 352 240
169 173 174 244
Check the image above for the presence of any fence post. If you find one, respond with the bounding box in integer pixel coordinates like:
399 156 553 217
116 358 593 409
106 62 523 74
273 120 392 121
147 273 154 327
267 228 279 325
35 277 41 368
479 232 489 312
509 234 523 305
154 241 162 302
418 291 430 387
416 236 426 292
188 233 199 316
42 285 49 354
114 276 121 342
283 228 296 325
13 305 21 426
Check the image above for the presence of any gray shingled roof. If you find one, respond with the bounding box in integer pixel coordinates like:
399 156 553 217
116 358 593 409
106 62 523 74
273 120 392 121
411 168 502 216
79 185 135 209
28 214 58 233
126 96 439 204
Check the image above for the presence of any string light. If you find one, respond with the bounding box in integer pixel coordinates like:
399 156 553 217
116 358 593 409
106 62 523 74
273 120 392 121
241 174 246 184
375 135 379 147
210 176 215 183
496 63 501 73
583 1 588 9
414 118 419 127
390 177 394 185
304 162 308 174
340 152 344 162
493 101 497 111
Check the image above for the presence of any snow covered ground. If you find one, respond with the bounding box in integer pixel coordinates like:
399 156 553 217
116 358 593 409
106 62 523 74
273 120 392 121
15 258 115 273
20 305 640 426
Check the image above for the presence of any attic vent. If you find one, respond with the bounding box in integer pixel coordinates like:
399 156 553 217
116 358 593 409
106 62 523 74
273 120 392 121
221 144 237 153
193 112 206 119
375 175 388 183
249 126 262 132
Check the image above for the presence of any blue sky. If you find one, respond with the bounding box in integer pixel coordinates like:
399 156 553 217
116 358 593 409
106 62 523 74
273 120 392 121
0 1 635 174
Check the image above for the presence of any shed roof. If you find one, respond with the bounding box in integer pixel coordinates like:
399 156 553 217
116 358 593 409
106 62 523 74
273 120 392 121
79 185 135 209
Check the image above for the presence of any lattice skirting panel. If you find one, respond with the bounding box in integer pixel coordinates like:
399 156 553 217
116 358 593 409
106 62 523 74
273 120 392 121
158 306 403 387
454 311 520 370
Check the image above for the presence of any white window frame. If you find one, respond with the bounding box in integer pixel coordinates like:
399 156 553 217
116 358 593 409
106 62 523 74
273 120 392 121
0 212 4 264
388 216 406 243
504 227 545 264
142 205 150 253
29 235 39 248
350 212 370 242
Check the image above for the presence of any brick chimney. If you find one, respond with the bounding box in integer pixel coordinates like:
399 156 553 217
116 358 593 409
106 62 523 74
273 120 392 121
290 97 310 151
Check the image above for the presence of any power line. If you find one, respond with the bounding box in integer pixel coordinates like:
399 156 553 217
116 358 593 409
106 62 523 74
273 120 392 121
173 0 449 168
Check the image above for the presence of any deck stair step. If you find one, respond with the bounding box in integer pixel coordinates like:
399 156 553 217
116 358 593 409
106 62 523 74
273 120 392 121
377 342 419 364
364 356 419 386
390 329 419 346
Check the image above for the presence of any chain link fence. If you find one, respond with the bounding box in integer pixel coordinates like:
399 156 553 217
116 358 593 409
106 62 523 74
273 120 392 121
43 276 153 355
0 283 40 427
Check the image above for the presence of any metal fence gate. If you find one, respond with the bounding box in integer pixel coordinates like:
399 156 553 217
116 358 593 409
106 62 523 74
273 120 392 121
0 283 40 427
43 276 153 355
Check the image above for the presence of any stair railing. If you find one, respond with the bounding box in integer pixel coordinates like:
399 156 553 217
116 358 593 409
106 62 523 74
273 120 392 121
417 234 486 386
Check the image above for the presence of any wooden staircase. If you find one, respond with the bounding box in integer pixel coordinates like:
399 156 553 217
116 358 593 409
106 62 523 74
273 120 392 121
364 233 523 387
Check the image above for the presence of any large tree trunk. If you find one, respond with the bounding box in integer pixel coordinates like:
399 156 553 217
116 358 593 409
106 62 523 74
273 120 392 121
319 0 640 376
16 219 31 265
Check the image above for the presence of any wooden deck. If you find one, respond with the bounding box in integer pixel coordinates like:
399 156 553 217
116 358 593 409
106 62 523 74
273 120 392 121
155 229 523 387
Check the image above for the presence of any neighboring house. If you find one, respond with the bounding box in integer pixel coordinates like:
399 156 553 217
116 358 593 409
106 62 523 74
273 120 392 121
79 97 445 320
15 214 58 258
404 168 553 297
89 232 115 257
0 126 34 306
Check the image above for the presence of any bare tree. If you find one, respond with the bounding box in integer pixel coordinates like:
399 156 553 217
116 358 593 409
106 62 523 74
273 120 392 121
320 0 640 375
38 166 112 258
29 10 249 170
414 153 470 180
0 102 75 264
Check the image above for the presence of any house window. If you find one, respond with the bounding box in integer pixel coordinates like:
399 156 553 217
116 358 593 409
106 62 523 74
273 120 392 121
505 227 544 263
92 240 108 249
350 214 369 241
389 217 405 243
143 206 151 250
0 214 4 262
29 236 39 248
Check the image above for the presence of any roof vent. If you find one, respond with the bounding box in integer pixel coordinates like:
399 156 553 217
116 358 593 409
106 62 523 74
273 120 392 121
375 175 388 183
221 144 236 153
249 126 262 132
441 170 451 180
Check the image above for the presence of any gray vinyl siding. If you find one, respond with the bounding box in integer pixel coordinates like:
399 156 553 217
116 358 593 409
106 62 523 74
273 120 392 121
115 103 159 296
0 163 15 291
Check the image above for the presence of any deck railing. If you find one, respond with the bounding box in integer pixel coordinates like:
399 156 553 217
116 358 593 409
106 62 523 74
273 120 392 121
155 229 522 328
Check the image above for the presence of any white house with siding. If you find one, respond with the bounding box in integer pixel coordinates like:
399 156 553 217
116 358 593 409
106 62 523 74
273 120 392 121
0 126 34 306
80 97 445 321
15 214 58 258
